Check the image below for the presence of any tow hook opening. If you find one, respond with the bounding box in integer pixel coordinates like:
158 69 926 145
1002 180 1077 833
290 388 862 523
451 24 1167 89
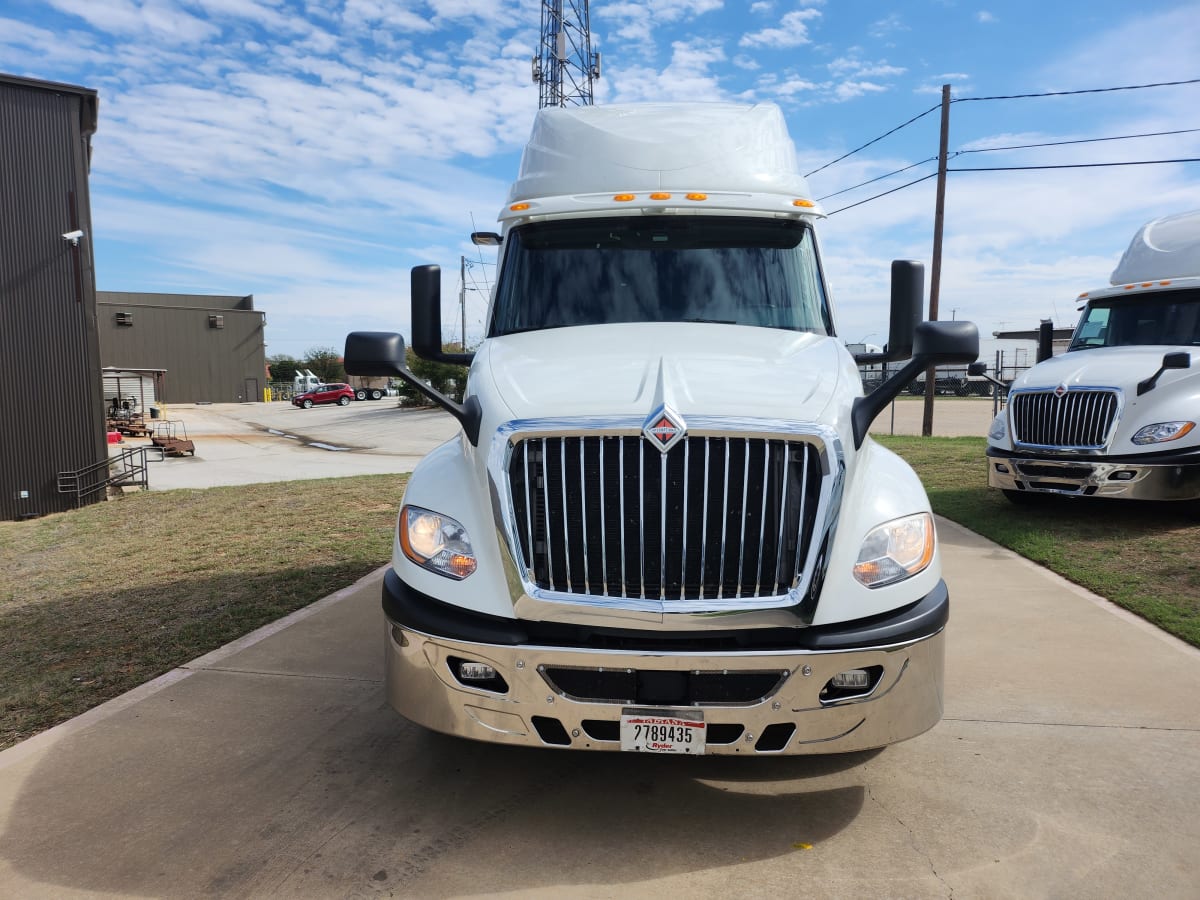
819 665 884 704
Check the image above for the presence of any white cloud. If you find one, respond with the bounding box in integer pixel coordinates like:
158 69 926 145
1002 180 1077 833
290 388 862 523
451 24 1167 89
739 8 821 48
977 11 997 24
827 56 906 78
45 0 221 43
868 13 907 39
831 80 889 101
597 0 723 44
605 38 727 103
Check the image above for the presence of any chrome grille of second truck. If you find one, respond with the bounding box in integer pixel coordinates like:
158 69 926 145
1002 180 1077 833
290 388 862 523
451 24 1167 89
507 435 823 600
1010 389 1119 449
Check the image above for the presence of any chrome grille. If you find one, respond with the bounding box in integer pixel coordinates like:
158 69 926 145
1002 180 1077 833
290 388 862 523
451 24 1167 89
1010 389 1119 449
506 435 824 601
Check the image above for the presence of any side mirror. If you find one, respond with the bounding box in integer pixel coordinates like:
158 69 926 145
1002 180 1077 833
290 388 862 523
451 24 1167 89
912 320 979 366
344 331 407 377
411 265 474 366
1037 319 1054 363
850 320 980 447
967 361 987 376
344 331 482 444
1137 351 1191 396
853 260 922 365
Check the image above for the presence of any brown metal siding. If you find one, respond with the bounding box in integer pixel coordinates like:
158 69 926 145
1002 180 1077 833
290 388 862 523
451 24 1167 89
0 77 106 520
96 296 267 402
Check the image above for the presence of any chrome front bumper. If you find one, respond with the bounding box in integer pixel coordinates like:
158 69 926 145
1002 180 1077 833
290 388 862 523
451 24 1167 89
381 574 947 755
987 451 1200 501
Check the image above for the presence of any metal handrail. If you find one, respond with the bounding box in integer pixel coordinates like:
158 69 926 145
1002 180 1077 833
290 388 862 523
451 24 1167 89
57 446 150 505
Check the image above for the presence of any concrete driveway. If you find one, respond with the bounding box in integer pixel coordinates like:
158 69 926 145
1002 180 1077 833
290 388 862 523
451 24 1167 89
5 399 1195 897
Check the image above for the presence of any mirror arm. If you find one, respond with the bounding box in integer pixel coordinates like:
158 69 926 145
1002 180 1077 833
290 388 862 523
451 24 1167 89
850 357 930 448
394 371 482 445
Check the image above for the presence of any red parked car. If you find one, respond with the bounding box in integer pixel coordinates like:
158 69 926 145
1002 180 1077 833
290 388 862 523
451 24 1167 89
292 383 354 408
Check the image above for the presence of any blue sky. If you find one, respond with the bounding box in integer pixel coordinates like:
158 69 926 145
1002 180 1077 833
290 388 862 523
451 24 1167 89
2 0 1198 360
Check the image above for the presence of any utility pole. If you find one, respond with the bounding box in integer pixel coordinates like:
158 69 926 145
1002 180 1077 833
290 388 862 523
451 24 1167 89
922 83 951 437
532 0 601 108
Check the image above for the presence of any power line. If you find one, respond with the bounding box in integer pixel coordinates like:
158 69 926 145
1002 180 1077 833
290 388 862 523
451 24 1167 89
949 158 1200 172
804 103 940 178
954 127 1200 156
807 78 1200 180
825 172 937 216
953 77 1200 103
816 156 938 201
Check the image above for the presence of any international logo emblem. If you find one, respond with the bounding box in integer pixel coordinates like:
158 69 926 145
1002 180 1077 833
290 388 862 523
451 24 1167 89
1054 383 1069 398
643 406 687 453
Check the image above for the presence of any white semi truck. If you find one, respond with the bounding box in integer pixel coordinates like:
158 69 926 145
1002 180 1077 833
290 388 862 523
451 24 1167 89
987 209 1200 504
346 102 978 755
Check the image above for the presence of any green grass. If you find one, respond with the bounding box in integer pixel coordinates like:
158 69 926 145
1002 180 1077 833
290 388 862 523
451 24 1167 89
877 435 1200 648
0 475 405 750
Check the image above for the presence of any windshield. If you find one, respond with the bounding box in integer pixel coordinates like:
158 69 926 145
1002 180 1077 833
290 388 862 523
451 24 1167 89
1069 288 1200 350
488 216 833 337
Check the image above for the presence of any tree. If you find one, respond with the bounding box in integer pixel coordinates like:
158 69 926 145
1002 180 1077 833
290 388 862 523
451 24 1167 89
303 346 345 383
266 354 301 383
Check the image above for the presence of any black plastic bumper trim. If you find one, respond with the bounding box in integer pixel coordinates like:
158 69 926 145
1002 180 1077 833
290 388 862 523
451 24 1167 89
381 569 949 653
986 444 1200 465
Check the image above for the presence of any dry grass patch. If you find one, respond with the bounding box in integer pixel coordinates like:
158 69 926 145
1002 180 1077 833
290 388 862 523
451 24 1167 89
0 475 405 750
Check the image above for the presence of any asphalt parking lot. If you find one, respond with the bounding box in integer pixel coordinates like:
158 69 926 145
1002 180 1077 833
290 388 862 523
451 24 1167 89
2 396 1197 897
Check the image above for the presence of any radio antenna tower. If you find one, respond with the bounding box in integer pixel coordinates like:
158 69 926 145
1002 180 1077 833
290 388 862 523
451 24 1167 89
532 0 601 108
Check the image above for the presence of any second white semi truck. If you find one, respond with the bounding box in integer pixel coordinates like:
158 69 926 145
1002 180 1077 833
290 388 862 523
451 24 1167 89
987 209 1200 504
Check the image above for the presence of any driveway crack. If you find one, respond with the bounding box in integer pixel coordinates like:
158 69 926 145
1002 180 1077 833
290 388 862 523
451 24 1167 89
867 784 953 899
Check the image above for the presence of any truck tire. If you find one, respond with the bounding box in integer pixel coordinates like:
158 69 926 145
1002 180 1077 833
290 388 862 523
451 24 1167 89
370 389 383 400
355 389 367 400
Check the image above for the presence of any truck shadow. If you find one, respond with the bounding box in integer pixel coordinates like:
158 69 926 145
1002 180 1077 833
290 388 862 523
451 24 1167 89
1 678 883 897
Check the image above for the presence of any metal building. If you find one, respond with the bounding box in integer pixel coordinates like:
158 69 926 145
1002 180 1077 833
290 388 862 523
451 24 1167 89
0 73 106 521
96 291 267 403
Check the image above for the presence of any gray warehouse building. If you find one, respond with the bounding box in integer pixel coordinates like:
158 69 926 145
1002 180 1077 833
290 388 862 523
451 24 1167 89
0 73 107 520
97 291 267 403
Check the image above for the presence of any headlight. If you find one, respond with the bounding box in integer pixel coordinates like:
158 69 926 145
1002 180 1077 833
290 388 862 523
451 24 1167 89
1131 421 1195 445
399 505 477 580
987 414 1007 442
853 513 935 588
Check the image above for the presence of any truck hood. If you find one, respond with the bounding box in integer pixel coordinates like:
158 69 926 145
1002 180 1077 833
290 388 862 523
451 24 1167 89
478 324 845 423
1013 346 1197 392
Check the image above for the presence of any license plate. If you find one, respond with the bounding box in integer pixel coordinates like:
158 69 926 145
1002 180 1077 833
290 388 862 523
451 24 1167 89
620 708 706 754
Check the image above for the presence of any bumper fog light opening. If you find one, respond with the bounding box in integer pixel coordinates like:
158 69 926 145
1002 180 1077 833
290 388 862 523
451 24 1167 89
459 661 497 681
820 665 884 705
448 656 510 694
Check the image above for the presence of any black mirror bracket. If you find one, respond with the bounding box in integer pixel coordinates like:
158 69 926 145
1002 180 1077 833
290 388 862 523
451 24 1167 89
344 330 482 445
1137 351 1191 396
850 320 980 448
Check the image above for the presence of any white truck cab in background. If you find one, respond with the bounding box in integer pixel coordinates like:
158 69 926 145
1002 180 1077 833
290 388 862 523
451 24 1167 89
346 102 978 755
988 209 1200 504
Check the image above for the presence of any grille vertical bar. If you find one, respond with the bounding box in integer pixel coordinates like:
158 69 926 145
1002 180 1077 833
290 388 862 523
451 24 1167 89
508 434 824 602
1011 390 1119 449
